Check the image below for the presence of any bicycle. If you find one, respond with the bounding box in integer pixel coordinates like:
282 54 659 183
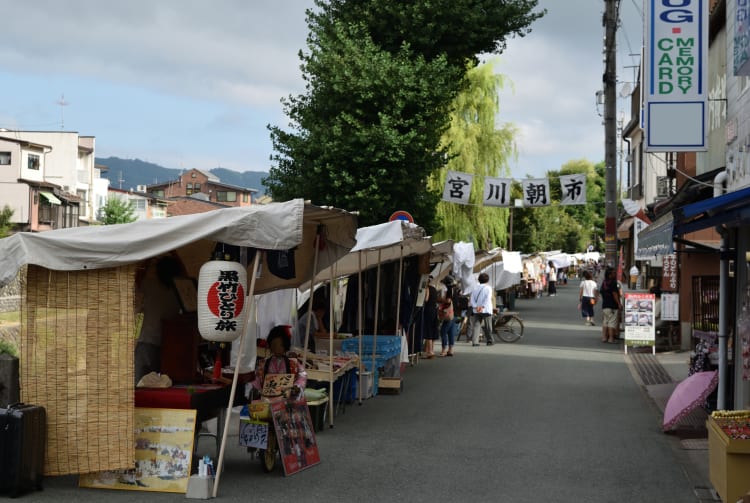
457 310 525 343
492 311 525 343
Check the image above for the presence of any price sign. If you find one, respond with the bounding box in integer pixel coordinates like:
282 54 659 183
239 418 269 449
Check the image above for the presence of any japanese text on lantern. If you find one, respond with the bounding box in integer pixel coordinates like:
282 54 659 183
216 270 240 331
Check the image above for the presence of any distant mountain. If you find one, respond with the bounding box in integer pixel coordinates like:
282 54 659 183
96 157 268 194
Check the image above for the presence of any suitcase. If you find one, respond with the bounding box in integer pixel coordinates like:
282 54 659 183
0 403 46 497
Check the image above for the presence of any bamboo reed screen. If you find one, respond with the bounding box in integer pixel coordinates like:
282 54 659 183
20 265 136 476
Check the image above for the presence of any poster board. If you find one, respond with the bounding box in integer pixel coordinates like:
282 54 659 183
623 293 656 353
270 397 321 476
79 408 196 493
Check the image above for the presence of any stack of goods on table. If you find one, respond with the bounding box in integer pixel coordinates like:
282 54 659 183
341 336 402 397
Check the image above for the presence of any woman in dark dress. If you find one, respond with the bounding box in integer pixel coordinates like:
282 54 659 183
421 277 440 358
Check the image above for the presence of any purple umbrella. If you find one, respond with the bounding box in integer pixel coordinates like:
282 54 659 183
662 370 718 431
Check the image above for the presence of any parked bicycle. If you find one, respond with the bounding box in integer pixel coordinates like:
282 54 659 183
457 310 525 343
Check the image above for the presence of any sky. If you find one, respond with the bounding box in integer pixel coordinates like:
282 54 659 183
0 0 644 181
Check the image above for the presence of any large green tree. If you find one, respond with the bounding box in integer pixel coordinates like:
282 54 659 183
428 61 517 248
264 0 545 231
511 159 605 254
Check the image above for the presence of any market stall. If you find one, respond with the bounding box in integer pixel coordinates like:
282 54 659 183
0 199 357 494
304 220 434 408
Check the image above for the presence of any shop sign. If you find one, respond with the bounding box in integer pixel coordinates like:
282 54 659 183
735 0 750 75
644 0 709 151
624 293 656 348
662 253 678 291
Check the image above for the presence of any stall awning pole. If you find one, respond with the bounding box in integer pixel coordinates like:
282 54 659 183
302 231 321 369
328 250 335 425
357 250 363 405
213 249 262 498
372 249 381 379
395 244 404 340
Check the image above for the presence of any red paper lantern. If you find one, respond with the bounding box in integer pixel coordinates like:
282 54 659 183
197 260 247 342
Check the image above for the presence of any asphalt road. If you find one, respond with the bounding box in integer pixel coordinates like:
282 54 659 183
30 280 701 502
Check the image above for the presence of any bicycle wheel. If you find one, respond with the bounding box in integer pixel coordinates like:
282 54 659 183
496 316 524 343
261 428 278 473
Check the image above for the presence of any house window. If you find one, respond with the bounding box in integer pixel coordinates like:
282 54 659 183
194 183 201 193
28 154 40 170
216 191 237 202
186 183 193 195
0 152 10 165
243 193 249 203
153 189 165 198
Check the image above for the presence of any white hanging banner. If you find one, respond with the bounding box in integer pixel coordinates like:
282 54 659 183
559 174 587 206
442 170 473 205
483 177 512 207
521 178 550 207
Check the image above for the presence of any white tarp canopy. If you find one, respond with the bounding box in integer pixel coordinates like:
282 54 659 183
312 220 430 283
546 253 572 269
0 199 358 293
477 251 522 291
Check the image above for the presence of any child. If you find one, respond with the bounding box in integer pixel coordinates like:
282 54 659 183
250 325 307 400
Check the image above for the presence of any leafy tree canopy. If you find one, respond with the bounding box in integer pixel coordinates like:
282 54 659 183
429 60 517 248
100 198 137 225
511 159 605 254
264 0 545 232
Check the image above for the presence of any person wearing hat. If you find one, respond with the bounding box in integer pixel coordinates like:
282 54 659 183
250 325 307 399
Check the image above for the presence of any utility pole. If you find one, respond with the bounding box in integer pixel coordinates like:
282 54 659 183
603 0 618 268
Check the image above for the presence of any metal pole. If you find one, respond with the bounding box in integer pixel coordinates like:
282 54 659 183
604 0 618 268
213 250 262 498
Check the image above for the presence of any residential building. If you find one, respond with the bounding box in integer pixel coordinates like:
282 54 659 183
147 168 256 207
106 187 169 221
0 131 105 231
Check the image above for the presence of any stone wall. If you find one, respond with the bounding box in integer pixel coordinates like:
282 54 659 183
0 268 22 313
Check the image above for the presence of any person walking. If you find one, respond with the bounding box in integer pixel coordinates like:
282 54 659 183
469 273 495 346
547 261 557 296
420 277 440 358
578 270 599 326
438 277 458 356
599 268 622 343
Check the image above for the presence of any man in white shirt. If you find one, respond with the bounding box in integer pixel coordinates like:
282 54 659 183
470 273 495 346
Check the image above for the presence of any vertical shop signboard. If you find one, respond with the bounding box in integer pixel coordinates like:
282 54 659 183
624 293 656 353
662 253 678 291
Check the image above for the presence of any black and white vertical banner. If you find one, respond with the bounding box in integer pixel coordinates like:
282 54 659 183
559 174 587 205
483 177 513 207
521 178 550 207
442 170 473 205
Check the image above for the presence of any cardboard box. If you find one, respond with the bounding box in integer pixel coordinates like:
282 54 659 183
707 416 750 503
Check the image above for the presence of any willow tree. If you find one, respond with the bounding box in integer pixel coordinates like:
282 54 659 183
428 61 518 248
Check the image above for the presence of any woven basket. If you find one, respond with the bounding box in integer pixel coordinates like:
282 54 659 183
21 265 136 476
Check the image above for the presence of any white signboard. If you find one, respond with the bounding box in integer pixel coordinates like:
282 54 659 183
624 293 656 351
644 0 708 151
661 293 680 321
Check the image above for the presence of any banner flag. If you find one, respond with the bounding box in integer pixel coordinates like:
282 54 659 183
521 178 550 207
483 177 512 207
559 174 586 205
442 170 473 205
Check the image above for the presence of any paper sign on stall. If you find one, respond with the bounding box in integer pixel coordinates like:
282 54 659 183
624 293 656 354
